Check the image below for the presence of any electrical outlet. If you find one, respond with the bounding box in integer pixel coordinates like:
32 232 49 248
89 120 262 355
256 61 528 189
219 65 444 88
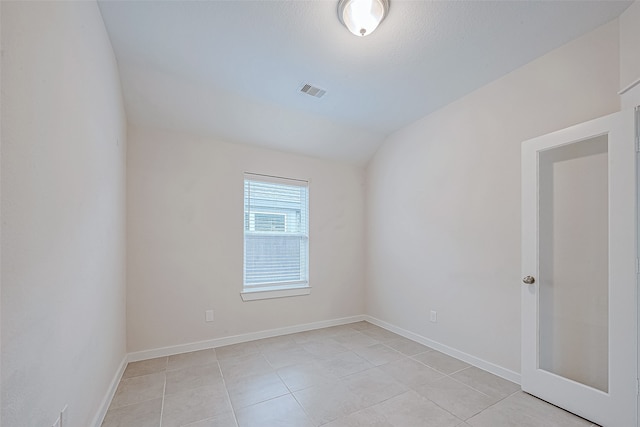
205 310 214 322
60 405 68 427
430 310 437 323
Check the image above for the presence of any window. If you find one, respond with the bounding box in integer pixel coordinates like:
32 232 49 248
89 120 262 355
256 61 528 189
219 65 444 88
251 212 285 232
242 174 309 301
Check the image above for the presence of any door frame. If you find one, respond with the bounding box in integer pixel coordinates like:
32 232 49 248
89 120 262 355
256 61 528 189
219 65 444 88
521 108 638 426
636 106 640 427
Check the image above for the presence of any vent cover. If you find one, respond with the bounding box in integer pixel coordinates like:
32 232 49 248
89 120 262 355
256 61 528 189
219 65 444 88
299 83 326 99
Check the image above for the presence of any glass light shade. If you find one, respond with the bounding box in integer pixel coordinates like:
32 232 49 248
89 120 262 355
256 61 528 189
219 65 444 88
338 0 389 37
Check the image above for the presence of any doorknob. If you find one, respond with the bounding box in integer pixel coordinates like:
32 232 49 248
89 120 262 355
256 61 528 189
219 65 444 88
522 276 535 285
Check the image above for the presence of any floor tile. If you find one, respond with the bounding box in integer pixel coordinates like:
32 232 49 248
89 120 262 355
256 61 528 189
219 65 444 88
451 367 519 400
165 362 223 395
413 350 470 374
341 367 408 407
318 351 374 378
167 348 217 371
466 392 592 427
415 376 498 420
254 335 296 353
161 383 233 427
352 343 404 366
226 371 289 410
103 324 594 427
235 394 314 427
101 398 162 427
122 357 167 379
513 393 593 426
109 372 165 409
331 332 381 349
290 328 334 344
277 360 339 391
263 345 316 369
360 327 402 342
301 338 349 358
348 321 376 331
374 390 462 427
219 353 273 382
322 407 393 427
377 357 444 389
216 342 260 361
294 380 366 425
385 337 433 356
182 412 238 427
322 324 362 337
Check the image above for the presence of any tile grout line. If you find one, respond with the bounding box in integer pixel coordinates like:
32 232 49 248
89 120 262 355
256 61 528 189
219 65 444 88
388 357 468 424
158 359 168 427
288 391 316 426
216 351 242 427
273 325 372 426
413 391 467 424
271 329 354 425
106 372 170 413
445 369 497 400
463 388 520 423
349 353 494 423
319 354 413 424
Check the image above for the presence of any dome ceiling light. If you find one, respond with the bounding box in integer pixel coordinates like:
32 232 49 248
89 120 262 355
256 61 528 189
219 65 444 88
338 0 390 37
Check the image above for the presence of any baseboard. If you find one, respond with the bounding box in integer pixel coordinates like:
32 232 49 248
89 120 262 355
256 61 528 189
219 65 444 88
363 315 521 384
91 354 127 427
127 314 367 362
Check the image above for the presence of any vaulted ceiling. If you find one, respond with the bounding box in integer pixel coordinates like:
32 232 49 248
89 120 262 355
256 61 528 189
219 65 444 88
98 0 632 164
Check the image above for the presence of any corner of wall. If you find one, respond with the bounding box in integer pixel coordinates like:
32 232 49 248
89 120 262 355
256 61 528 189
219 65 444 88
619 1 640 108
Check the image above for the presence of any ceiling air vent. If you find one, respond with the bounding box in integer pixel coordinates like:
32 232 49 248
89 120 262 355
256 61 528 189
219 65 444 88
299 83 326 99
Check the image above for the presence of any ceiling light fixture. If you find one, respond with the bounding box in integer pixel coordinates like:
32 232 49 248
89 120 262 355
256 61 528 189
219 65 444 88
338 0 389 37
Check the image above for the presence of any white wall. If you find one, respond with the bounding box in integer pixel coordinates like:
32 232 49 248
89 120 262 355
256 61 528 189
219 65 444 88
620 0 640 108
620 0 640 90
365 20 620 374
1 2 127 426
126 125 365 353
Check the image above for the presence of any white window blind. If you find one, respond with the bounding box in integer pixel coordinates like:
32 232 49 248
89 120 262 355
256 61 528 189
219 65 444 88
244 175 309 290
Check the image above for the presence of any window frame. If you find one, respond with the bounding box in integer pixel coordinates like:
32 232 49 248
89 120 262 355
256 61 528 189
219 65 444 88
241 173 310 301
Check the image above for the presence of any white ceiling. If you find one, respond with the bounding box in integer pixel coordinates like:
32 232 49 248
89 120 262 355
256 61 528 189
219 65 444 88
97 0 631 164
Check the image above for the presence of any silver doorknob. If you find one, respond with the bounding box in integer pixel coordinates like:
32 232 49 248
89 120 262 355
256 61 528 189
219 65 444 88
522 276 535 285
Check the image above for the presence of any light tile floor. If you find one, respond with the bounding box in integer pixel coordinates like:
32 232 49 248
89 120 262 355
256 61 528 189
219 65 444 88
102 321 600 427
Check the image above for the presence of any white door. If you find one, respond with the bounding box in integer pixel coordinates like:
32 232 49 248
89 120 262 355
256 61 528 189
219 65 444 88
521 108 638 427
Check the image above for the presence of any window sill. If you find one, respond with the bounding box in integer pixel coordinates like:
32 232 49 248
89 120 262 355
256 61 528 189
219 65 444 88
241 285 311 301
